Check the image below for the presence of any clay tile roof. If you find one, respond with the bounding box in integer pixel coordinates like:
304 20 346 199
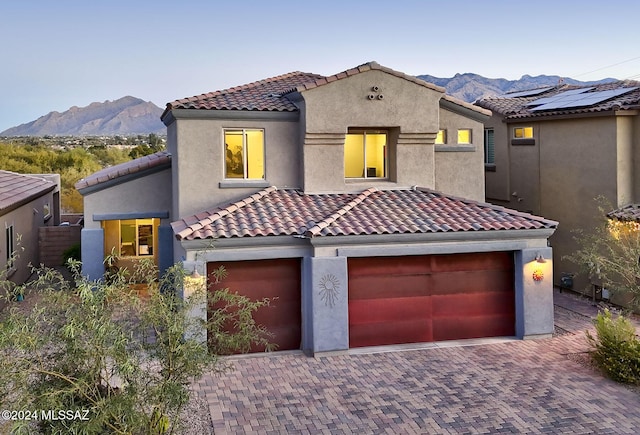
165 71 325 113
282 61 445 95
607 204 640 222
475 80 640 119
0 170 56 214
75 150 171 192
171 187 557 241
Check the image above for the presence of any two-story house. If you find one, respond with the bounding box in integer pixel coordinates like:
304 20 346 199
77 62 557 355
476 81 640 299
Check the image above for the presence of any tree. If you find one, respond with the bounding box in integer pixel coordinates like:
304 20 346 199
567 198 640 310
0 259 272 434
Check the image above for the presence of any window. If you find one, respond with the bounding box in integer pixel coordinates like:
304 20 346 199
457 129 472 144
5 223 14 270
102 218 158 258
224 129 265 180
484 128 495 165
435 129 447 144
513 127 533 139
43 202 51 221
344 130 387 178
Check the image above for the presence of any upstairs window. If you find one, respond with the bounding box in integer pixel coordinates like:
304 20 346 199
457 129 472 144
513 127 533 139
224 129 265 180
344 130 387 179
435 129 447 144
484 128 495 165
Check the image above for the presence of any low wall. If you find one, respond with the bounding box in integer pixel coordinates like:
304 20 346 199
39 225 82 267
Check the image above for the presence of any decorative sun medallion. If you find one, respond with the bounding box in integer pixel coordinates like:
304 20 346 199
319 273 341 308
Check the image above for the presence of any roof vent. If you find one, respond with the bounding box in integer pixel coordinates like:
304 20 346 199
267 93 281 98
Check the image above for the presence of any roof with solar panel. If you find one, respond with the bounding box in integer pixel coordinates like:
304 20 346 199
475 80 640 119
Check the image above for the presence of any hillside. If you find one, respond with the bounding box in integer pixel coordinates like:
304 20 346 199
1 96 165 136
419 73 616 103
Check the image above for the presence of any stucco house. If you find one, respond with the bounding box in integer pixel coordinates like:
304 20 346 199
0 170 59 284
77 62 558 355
476 80 640 298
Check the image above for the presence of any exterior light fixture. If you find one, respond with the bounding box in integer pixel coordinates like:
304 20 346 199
191 267 201 279
535 253 546 263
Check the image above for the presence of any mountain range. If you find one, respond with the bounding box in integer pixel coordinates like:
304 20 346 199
0 74 616 137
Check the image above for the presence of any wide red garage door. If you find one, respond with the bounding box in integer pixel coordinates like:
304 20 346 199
207 258 301 353
348 252 514 348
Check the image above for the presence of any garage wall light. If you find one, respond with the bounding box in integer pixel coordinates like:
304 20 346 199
535 253 546 263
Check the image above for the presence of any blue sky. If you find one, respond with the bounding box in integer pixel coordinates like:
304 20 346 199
1 0 639 132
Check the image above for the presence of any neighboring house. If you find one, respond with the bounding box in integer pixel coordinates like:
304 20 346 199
476 80 640 298
0 170 59 284
77 62 558 355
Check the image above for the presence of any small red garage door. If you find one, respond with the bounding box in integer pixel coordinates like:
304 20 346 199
348 252 514 348
207 258 301 353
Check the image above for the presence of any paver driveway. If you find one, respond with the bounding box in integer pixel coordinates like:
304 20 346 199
194 291 640 434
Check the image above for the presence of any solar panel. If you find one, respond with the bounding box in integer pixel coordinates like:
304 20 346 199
526 87 594 106
530 87 638 111
504 86 554 98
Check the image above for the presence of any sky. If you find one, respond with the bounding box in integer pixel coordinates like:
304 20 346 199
1 0 640 132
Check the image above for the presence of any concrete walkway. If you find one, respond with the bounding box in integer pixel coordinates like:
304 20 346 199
194 289 640 434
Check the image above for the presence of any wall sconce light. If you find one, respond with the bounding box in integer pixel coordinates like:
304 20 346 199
535 253 546 263
191 267 201 279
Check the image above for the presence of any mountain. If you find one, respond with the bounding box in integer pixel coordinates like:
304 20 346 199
418 73 617 103
1 96 165 136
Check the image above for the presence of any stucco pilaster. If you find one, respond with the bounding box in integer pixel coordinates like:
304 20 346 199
304 256 349 354
515 247 554 339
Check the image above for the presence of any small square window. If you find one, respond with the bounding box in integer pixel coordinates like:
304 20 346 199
435 129 447 144
514 127 533 139
457 129 472 144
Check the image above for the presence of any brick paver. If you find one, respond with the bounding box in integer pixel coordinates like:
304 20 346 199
194 289 640 434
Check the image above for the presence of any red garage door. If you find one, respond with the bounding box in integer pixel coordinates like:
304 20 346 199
207 258 301 353
348 252 514 348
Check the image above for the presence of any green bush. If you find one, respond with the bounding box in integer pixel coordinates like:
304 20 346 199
586 309 640 384
62 243 81 265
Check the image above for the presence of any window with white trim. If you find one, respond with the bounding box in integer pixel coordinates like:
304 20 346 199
224 129 265 180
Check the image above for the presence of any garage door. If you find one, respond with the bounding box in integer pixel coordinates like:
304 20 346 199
207 258 301 353
348 252 514 348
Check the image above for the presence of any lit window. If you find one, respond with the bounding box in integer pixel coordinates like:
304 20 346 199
457 129 472 144
514 127 533 139
43 202 51 221
484 128 495 165
344 130 387 178
113 219 157 257
5 223 15 270
224 129 265 180
435 129 447 144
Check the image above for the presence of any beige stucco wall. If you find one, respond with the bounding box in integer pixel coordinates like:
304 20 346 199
1 191 55 284
434 108 486 201
83 169 173 231
170 117 300 218
298 70 442 193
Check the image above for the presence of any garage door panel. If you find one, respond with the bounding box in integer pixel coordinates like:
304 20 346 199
432 292 514 317
433 314 515 341
207 258 301 353
348 256 428 277
350 319 433 347
431 252 513 272
348 274 430 300
349 296 432 324
431 270 513 295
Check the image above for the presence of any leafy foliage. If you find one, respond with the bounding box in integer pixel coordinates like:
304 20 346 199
567 197 640 309
0 259 272 434
586 309 640 384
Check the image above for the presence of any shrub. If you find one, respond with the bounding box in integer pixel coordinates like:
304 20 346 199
0 260 272 434
586 309 640 384
62 243 81 265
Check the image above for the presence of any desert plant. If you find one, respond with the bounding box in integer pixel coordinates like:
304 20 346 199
0 259 273 434
586 309 640 384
